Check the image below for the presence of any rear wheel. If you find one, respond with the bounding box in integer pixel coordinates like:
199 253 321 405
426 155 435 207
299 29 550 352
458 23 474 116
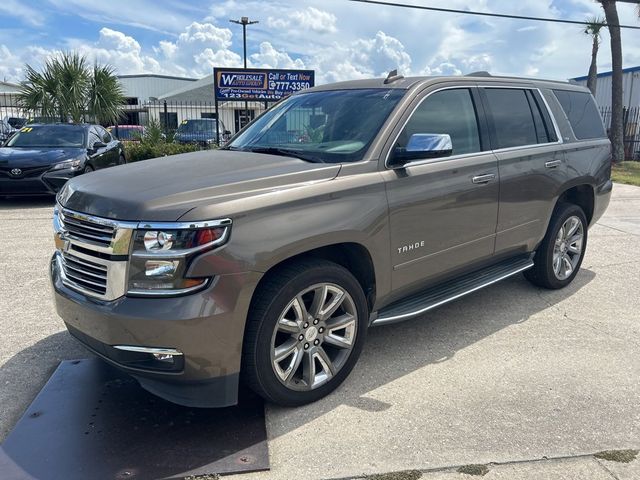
118 154 126 165
243 259 368 406
525 203 588 289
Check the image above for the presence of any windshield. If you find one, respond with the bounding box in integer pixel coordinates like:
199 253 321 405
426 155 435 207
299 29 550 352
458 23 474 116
6 125 85 148
227 88 405 163
177 120 218 134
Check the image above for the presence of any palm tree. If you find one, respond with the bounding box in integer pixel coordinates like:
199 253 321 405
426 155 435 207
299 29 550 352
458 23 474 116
18 52 124 125
598 0 624 163
583 16 606 96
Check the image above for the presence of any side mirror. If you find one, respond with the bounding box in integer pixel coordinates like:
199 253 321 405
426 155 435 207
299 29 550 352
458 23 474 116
224 130 231 135
91 141 107 150
389 133 453 167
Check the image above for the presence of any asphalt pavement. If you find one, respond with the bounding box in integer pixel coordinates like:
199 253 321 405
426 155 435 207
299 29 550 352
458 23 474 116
0 185 638 480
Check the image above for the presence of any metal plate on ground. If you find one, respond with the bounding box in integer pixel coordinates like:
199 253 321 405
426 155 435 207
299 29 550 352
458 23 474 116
0 358 269 480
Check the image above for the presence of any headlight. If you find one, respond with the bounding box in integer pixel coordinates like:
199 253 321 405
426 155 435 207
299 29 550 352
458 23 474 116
127 220 231 296
51 158 82 170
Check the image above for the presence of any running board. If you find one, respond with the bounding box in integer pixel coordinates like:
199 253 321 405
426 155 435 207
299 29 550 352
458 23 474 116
373 255 534 326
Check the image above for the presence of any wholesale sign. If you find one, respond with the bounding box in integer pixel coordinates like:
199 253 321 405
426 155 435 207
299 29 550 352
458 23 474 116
213 67 315 101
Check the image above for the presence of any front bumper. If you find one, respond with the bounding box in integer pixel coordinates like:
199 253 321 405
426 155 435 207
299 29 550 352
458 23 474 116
51 254 262 407
0 169 78 195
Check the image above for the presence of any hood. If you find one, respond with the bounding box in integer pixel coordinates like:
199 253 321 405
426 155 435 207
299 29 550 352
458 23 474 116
58 149 341 221
0 147 85 168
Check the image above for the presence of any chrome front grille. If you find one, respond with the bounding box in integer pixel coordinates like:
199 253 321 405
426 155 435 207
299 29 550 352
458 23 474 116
60 251 108 296
58 209 116 249
53 205 135 300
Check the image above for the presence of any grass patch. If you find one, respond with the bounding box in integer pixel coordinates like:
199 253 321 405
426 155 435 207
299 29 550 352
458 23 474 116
366 470 422 480
184 475 220 480
611 162 640 186
594 449 639 463
456 464 490 476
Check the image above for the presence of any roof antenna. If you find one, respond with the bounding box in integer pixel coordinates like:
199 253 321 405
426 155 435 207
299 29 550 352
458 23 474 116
384 69 404 84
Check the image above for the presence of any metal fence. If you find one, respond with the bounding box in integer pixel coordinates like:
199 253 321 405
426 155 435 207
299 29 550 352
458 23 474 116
0 93 272 145
600 106 640 160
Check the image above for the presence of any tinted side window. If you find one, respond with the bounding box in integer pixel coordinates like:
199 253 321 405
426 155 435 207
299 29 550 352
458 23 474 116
553 90 606 140
98 126 112 143
397 89 481 156
484 88 539 149
88 127 101 147
526 91 549 144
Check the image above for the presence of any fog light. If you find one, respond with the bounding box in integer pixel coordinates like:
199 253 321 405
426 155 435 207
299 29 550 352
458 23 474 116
152 353 175 362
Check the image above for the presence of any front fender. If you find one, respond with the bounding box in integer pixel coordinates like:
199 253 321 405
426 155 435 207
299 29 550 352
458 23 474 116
187 170 393 301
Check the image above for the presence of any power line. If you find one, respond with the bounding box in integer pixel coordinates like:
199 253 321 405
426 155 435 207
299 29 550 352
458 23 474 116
349 0 640 30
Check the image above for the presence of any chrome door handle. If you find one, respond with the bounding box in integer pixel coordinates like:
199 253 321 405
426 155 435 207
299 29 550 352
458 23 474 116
472 173 496 184
545 160 562 168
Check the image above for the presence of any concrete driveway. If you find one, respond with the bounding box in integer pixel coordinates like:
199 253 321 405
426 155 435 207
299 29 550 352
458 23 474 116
1 185 638 480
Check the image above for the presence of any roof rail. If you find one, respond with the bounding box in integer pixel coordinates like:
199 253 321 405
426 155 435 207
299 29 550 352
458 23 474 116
384 69 404 84
466 71 492 77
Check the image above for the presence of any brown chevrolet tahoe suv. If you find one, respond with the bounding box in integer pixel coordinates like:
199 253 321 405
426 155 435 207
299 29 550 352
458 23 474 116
51 73 612 407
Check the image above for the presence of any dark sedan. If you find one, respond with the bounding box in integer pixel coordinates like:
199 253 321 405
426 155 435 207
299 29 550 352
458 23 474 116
0 123 125 196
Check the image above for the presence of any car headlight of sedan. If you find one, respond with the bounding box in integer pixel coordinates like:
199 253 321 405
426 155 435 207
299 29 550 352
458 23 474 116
51 158 82 171
127 219 231 296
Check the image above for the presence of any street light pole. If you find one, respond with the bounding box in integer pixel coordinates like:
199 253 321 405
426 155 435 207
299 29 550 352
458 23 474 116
230 17 259 130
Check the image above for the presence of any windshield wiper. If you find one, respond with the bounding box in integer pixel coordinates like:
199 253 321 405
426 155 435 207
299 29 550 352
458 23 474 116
241 146 325 163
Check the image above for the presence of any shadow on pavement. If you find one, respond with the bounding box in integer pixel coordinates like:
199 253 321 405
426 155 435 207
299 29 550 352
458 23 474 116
266 269 596 434
0 269 596 473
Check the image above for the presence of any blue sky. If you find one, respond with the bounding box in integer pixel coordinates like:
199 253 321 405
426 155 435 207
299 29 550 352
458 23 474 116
1 0 640 84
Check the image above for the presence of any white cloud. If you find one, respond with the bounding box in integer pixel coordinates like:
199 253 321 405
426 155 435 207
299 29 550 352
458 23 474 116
290 7 338 34
266 6 337 35
308 31 412 83
250 42 306 69
155 22 242 76
0 45 23 83
0 0 44 27
70 28 162 75
4 0 640 88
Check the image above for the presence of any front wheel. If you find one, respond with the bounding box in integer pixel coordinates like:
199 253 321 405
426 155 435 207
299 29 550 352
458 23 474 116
525 203 588 289
243 259 368 406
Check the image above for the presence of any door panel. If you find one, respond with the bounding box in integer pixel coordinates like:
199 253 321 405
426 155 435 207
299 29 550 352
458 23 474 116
479 87 565 255
382 87 499 294
493 146 565 254
384 154 499 292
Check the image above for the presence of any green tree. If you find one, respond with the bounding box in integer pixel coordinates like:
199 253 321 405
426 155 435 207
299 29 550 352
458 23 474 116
583 16 606 96
18 52 124 125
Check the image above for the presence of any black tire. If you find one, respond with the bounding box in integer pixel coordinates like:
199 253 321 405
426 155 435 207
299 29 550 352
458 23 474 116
243 259 368 406
524 203 588 289
118 154 126 165
83 164 94 174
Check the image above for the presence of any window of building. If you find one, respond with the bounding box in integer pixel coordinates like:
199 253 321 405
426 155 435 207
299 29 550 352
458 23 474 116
159 112 178 132
235 109 255 132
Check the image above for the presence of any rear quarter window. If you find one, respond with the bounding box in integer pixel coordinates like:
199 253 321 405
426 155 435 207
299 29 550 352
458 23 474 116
552 90 606 140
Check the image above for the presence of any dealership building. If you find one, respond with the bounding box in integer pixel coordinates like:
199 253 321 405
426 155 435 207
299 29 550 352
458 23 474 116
117 73 270 134
570 65 640 109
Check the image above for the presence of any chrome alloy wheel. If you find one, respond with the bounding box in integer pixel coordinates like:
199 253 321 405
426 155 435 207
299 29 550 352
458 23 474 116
552 215 584 280
270 283 358 391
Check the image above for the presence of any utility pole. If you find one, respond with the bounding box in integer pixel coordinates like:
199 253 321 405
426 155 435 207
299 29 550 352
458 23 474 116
230 17 259 131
